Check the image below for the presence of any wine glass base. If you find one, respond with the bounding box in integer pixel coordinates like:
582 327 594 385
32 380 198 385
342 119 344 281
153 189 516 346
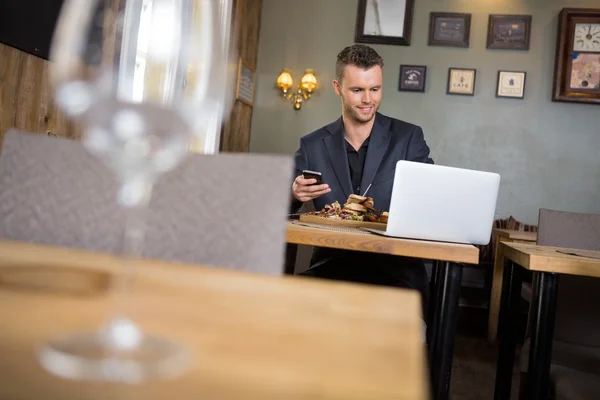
37 330 190 383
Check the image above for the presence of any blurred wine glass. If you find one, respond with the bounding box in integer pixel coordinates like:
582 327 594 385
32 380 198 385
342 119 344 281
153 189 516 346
37 0 232 383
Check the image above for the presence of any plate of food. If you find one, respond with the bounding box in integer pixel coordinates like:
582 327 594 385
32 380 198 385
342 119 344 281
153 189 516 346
299 194 388 229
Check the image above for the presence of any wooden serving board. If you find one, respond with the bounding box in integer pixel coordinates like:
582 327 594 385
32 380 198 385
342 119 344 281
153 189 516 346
299 214 387 229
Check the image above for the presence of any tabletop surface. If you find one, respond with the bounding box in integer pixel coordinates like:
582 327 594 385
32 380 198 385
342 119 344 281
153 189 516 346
0 240 428 400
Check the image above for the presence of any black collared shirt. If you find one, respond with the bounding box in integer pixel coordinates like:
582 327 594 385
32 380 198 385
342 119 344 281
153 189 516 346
345 136 370 195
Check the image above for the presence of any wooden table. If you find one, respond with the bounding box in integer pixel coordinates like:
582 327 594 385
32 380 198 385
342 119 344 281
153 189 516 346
488 229 537 342
493 242 600 400
286 222 479 265
286 221 479 400
0 240 428 400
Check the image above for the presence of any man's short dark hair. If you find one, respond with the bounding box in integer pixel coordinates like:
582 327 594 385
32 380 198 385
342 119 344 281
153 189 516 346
335 44 384 83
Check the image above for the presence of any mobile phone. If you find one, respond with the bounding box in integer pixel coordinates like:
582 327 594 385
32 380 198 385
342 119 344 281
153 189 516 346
302 170 323 185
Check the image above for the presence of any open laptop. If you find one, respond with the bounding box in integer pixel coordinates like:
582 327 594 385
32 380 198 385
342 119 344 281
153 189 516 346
365 161 501 245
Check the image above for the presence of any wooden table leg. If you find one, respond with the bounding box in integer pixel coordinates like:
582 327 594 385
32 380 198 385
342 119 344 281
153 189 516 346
488 237 510 342
489 237 537 342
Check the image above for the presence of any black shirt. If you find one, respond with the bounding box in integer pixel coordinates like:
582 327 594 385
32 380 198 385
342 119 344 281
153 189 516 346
345 136 370 195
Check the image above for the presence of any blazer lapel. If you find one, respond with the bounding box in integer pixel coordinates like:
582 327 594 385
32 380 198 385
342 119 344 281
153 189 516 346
323 118 353 199
360 113 392 193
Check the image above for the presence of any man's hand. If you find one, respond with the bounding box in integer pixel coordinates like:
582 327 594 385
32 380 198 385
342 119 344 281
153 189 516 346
292 175 331 202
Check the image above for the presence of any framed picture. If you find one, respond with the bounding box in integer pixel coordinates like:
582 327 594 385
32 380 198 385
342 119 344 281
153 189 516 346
236 59 256 107
487 15 532 50
398 65 427 92
355 0 415 46
428 12 471 48
447 68 476 96
552 8 600 105
496 71 527 99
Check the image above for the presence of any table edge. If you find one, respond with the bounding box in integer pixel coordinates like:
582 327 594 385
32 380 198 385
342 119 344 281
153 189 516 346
287 223 480 264
500 242 600 278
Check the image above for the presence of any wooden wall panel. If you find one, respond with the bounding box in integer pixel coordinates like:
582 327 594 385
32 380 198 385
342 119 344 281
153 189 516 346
241 0 262 68
0 43 80 143
0 0 261 152
220 0 262 153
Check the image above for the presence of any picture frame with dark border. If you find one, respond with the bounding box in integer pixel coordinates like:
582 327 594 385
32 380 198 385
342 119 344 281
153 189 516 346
428 12 471 48
236 59 256 107
487 14 532 50
496 70 527 99
355 0 416 46
398 65 427 92
552 7 600 105
447 67 476 96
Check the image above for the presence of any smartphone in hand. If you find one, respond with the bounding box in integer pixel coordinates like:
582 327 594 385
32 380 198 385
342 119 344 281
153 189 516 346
302 170 323 185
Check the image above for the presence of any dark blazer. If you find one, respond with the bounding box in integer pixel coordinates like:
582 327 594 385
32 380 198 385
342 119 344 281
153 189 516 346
292 112 434 214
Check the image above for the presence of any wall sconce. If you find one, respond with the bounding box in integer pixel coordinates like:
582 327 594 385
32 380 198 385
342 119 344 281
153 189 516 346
276 68 317 110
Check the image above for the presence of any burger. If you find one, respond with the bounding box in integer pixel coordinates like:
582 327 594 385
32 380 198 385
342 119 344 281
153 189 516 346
343 202 368 214
344 194 375 210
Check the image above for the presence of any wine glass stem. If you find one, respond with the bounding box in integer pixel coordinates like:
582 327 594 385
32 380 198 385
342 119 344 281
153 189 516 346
110 180 154 328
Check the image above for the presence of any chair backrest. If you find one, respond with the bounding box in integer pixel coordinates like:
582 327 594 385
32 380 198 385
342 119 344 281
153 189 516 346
536 208 600 347
0 129 293 275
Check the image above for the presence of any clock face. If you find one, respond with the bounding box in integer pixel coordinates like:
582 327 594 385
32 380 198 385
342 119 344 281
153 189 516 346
573 23 600 52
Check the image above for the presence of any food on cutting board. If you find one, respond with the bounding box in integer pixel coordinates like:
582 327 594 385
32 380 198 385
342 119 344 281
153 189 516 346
308 194 388 223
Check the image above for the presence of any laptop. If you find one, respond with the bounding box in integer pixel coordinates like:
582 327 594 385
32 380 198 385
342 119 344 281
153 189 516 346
365 161 501 245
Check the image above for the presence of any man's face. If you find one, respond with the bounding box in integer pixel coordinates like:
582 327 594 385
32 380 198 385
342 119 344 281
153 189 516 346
333 64 382 124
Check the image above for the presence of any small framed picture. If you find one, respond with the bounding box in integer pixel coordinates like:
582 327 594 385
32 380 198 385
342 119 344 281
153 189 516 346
487 14 532 50
428 12 472 48
398 65 427 92
236 59 256 107
496 70 526 99
447 68 476 96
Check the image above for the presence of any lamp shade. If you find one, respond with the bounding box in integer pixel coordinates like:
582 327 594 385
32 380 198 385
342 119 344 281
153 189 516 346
276 69 293 90
300 69 317 93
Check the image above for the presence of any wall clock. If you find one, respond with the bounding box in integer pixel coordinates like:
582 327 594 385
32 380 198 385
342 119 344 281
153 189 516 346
552 8 600 105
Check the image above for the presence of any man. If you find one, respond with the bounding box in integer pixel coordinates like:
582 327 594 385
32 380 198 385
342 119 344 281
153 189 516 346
290 44 434 316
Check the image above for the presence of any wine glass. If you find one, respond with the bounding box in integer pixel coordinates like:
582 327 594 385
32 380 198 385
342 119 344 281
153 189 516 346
37 0 231 383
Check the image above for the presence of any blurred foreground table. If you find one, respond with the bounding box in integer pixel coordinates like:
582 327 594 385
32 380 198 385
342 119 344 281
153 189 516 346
0 240 428 400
